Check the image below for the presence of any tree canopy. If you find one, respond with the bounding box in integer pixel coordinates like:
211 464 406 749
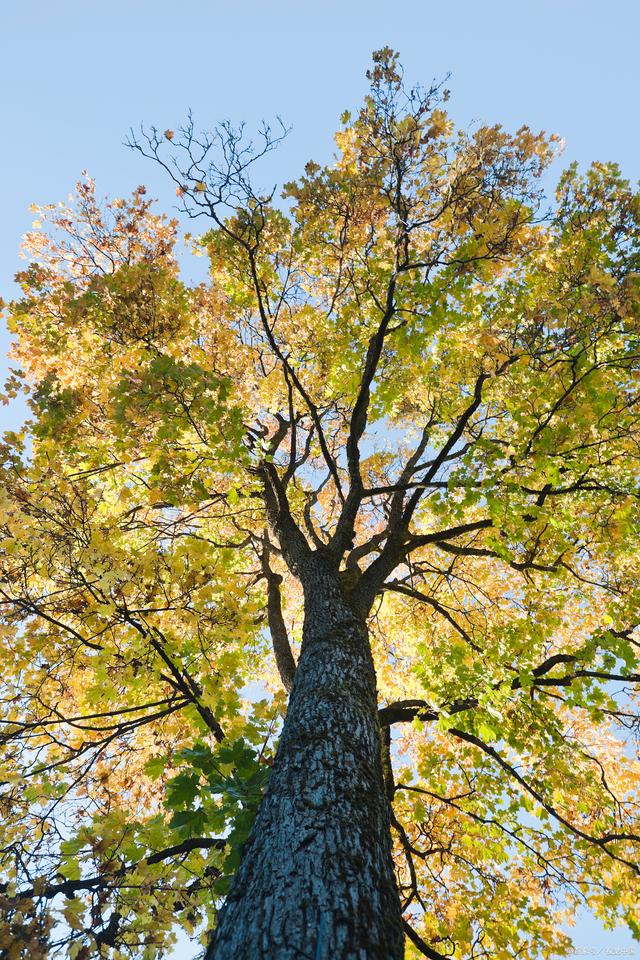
1 48 639 960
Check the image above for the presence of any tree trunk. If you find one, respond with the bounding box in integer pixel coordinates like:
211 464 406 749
207 558 404 960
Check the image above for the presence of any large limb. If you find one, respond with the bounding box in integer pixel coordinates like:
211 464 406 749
2 837 226 903
379 666 640 877
329 277 397 559
448 728 640 874
352 518 493 617
260 536 296 693
257 460 312 579
378 642 640 727
351 367 496 613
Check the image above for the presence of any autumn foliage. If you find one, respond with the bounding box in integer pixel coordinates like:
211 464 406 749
1 49 639 959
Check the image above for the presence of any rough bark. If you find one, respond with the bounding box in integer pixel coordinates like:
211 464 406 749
261 552 297 693
207 556 404 960
266 569 297 693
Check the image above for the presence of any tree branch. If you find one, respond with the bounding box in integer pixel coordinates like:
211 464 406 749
3 837 226 903
261 537 296 693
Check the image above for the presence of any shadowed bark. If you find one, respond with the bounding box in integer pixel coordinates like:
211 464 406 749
207 556 403 960
262 543 297 693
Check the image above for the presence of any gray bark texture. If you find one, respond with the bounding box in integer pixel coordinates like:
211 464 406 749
206 557 404 959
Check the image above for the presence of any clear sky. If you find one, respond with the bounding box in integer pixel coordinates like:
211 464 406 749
1 1 639 955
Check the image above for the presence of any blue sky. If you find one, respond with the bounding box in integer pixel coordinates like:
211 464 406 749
1 1 639 955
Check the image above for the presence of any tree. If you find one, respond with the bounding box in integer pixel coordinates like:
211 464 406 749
1 47 639 960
